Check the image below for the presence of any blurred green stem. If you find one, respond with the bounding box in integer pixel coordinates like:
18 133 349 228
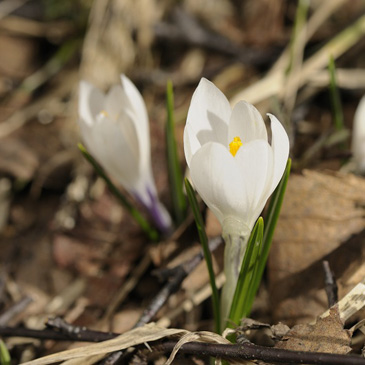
79 143 159 241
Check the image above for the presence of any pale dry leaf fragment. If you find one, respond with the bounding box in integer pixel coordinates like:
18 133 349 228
80 0 165 87
165 331 253 365
239 318 270 331
22 323 188 365
270 322 290 339
230 10 365 106
60 354 104 365
321 280 365 322
275 307 352 354
350 318 365 336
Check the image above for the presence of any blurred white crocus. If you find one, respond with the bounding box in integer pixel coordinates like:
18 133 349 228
352 95 365 174
184 78 289 320
78 75 172 234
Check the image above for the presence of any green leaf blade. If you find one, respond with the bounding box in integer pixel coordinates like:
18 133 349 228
185 178 220 333
0 340 11 365
166 81 186 225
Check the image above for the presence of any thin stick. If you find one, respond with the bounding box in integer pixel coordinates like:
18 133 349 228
100 237 222 364
135 237 222 328
0 297 32 326
322 261 338 307
159 341 365 365
1 326 365 365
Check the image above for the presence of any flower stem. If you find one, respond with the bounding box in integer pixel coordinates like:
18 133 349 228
221 232 249 327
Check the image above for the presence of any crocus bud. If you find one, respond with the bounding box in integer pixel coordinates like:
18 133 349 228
78 75 172 233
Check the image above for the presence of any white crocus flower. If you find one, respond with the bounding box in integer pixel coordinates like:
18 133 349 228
78 74 172 234
184 78 289 321
352 95 365 174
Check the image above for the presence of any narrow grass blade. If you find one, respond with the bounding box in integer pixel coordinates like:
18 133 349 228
249 158 291 304
286 0 309 75
228 218 264 327
328 56 345 132
166 81 186 225
0 340 11 365
21 38 81 94
78 143 159 241
185 178 220 333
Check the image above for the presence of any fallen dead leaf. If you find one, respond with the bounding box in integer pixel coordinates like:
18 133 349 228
269 170 365 323
52 234 107 275
205 208 222 238
22 323 188 365
0 138 39 180
275 307 352 354
112 308 143 333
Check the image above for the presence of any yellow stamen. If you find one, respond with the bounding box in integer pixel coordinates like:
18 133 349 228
229 136 243 157
99 110 109 117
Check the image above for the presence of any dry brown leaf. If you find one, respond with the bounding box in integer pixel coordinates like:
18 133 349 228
149 240 179 267
0 32 39 79
271 323 290 339
0 138 39 179
269 170 365 322
112 308 143 334
275 307 352 354
205 208 222 238
182 245 223 293
52 235 106 275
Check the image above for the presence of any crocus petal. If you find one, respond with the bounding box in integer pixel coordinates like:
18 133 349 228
93 113 140 190
190 143 247 225
267 114 290 195
78 118 98 161
228 101 268 144
120 75 149 132
120 75 151 172
79 81 105 126
105 84 129 117
186 78 231 151
352 95 365 173
184 123 202 167
234 140 273 227
116 110 140 162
